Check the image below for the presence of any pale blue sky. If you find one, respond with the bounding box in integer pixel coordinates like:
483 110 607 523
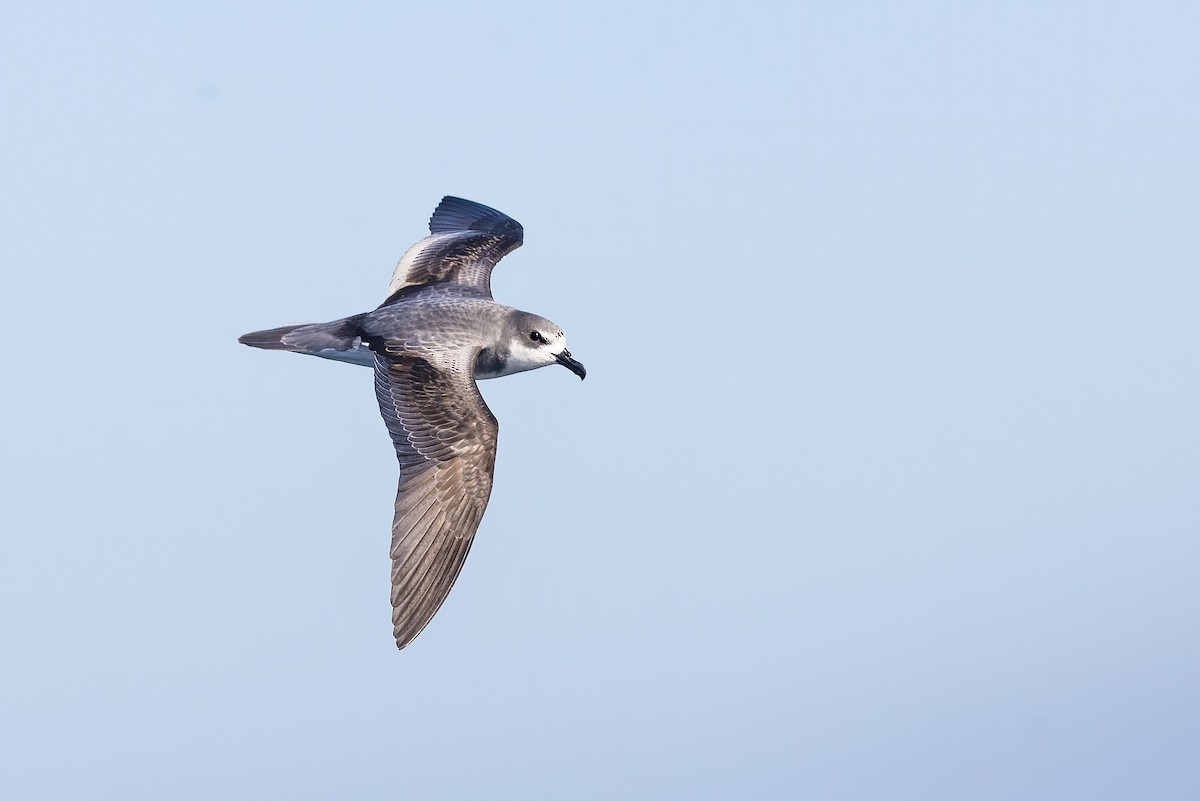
2 2 1198 799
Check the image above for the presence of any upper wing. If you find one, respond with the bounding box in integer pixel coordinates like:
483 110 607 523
381 197 524 304
372 346 499 649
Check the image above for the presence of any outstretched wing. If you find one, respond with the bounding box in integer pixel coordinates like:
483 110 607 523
372 347 499 649
381 197 524 304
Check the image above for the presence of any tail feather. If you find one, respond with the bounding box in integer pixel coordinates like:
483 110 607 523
238 316 375 367
238 323 311 351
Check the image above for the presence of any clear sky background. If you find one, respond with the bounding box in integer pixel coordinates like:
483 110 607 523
2 2 1198 799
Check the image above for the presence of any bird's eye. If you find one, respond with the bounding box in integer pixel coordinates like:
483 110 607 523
530 331 543 342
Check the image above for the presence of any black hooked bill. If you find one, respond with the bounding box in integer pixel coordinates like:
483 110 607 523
555 350 586 380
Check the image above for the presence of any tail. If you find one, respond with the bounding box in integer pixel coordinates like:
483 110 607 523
238 316 375 367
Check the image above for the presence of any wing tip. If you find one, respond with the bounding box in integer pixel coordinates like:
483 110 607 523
429 196 523 239
388 527 479 652
392 610 437 650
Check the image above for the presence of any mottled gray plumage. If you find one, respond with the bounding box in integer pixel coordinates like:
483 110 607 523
239 197 585 649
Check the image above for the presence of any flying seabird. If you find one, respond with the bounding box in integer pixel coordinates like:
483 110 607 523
239 197 585 649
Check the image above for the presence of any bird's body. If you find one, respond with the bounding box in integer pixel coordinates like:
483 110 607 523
239 197 584 649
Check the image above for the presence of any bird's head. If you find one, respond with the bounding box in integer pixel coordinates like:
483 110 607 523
497 311 586 380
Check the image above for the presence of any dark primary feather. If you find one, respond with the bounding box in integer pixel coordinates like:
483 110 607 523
372 348 499 649
429 196 524 238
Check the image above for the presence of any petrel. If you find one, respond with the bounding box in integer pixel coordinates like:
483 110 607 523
239 197 585 649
